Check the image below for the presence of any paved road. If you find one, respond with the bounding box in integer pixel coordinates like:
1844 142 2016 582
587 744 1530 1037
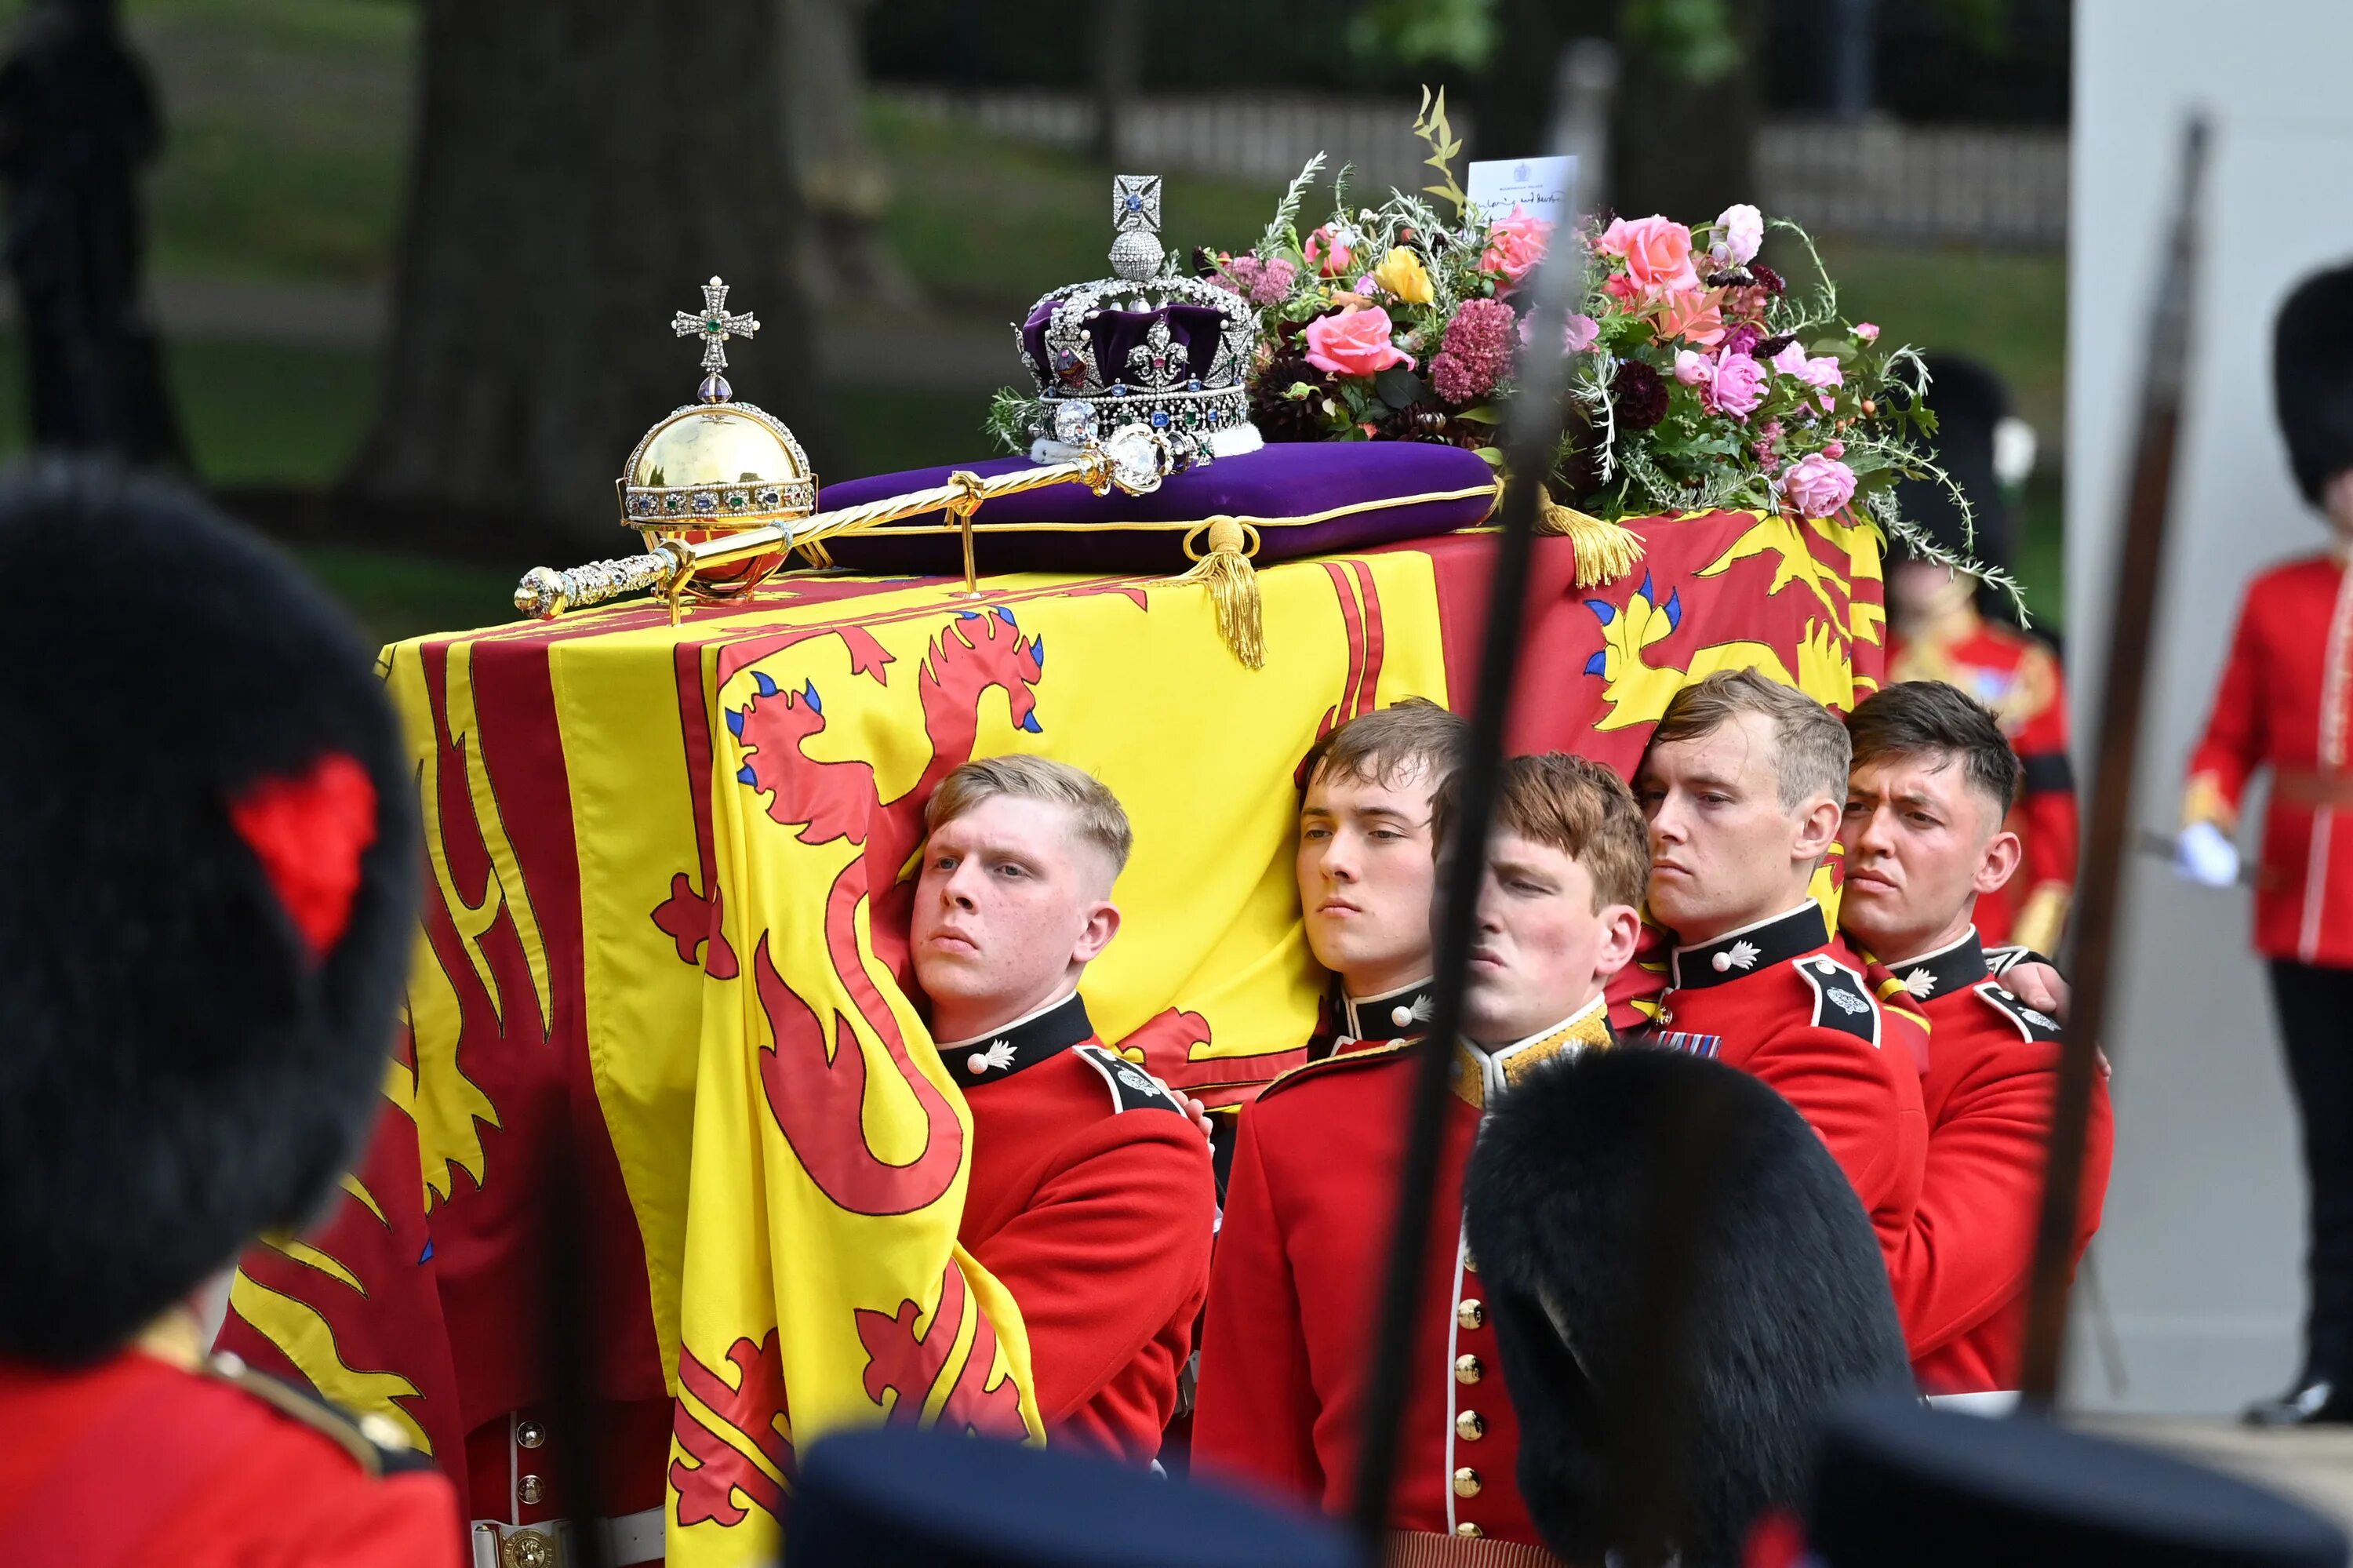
2075 1415 2353 1529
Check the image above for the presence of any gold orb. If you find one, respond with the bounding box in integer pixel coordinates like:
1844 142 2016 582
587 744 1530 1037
616 399 816 600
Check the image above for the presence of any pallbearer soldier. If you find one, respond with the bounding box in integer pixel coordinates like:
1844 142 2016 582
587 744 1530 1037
2183 260 2353 1427
1295 698 1468 1060
1195 754 1646 1556
0 466 458 1565
1633 670 1929 1261
911 756 1217 1461
1838 681 2113 1396
1886 355 2078 955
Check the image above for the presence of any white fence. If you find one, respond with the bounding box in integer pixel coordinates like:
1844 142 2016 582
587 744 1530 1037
882 87 2067 248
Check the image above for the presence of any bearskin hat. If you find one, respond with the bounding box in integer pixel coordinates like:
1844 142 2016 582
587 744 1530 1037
1463 1044 1911 1568
0 462 416 1364
1893 354 2011 572
2276 262 2353 508
1805 1395 2349 1566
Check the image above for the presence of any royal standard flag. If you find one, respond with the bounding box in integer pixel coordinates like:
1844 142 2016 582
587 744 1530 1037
216 510 1882 1566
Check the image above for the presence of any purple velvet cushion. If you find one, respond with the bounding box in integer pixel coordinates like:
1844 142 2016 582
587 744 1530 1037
811 441 1499 575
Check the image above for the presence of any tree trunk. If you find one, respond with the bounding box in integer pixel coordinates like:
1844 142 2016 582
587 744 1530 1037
783 0 915 308
346 0 832 548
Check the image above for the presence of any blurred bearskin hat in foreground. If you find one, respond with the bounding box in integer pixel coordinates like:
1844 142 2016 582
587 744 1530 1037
1798 1395 2348 1567
2277 261 2353 509
1464 1045 1912 1568
0 460 416 1364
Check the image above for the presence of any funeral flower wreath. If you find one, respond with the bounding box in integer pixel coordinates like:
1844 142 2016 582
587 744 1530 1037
984 89 2015 610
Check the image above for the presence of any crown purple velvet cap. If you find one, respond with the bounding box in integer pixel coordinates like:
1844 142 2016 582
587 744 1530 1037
813 441 1500 575
1024 299 1231 392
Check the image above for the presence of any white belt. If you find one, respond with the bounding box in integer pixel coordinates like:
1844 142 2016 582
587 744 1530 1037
1926 1389 2021 1417
470 1507 666 1567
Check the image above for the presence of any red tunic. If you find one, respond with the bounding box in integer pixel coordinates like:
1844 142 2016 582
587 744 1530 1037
1878 932 2114 1393
0 1343 460 1568
1195 1003 1613 1551
952 993 1217 1463
1649 904 1928 1264
2189 551 2353 966
1891 617 2078 951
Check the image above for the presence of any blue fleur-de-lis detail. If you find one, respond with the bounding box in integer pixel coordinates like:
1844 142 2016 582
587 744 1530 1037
726 707 746 738
751 671 779 697
802 679 823 715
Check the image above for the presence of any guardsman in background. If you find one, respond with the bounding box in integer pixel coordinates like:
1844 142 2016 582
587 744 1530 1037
0 464 458 1566
1295 698 1467 1061
1634 670 1929 1265
1838 680 2113 1399
1194 754 1646 1559
911 756 1217 1462
2183 260 2353 1428
1887 355 2078 955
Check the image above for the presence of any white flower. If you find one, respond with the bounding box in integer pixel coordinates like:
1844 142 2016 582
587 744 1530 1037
1715 202 1764 267
1903 968 1940 999
1726 939 1761 970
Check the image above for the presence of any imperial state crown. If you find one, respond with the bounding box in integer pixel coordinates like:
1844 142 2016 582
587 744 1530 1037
1013 174 1264 462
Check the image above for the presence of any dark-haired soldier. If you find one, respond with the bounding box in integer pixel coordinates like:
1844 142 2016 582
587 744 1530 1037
2184 260 2353 1427
1837 681 2113 1397
0 465 456 1564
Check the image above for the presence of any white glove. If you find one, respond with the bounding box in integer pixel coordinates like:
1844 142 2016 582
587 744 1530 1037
2176 820 2241 888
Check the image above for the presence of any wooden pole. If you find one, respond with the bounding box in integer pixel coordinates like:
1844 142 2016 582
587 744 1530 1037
2017 115 2210 1407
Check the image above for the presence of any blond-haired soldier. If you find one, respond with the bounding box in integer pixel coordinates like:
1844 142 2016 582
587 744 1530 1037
911 756 1216 1464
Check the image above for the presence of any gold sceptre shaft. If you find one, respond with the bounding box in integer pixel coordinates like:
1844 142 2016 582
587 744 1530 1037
515 426 1180 624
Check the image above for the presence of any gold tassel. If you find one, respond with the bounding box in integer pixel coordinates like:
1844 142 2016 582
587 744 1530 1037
1534 485 1646 589
1173 516 1265 670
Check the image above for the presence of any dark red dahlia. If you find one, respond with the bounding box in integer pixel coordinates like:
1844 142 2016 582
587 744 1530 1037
1755 333 1797 358
1612 360 1670 430
1252 355 1338 442
1751 263 1787 295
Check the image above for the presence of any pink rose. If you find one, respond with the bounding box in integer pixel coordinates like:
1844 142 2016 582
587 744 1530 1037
1707 348 1768 417
1303 306 1414 377
1822 439 1844 459
1304 225 1355 278
1784 452 1858 517
1673 348 1715 387
1655 288 1726 347
1769 340 1845 390
1563 313 1601 353
1481 204 1554 289
1713 202 1764 267
1596 213 1699 297
1853 322 1880 343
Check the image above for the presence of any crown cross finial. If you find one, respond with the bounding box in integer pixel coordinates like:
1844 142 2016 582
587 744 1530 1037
672 275 760 377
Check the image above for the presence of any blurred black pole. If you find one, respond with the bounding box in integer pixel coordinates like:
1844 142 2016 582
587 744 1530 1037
2017 115 2210 1408
1347 39 1617 1558
0 0 185 468
543 1119 616 1568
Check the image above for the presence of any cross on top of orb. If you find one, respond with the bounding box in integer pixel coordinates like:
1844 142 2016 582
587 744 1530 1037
672 276 759 375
